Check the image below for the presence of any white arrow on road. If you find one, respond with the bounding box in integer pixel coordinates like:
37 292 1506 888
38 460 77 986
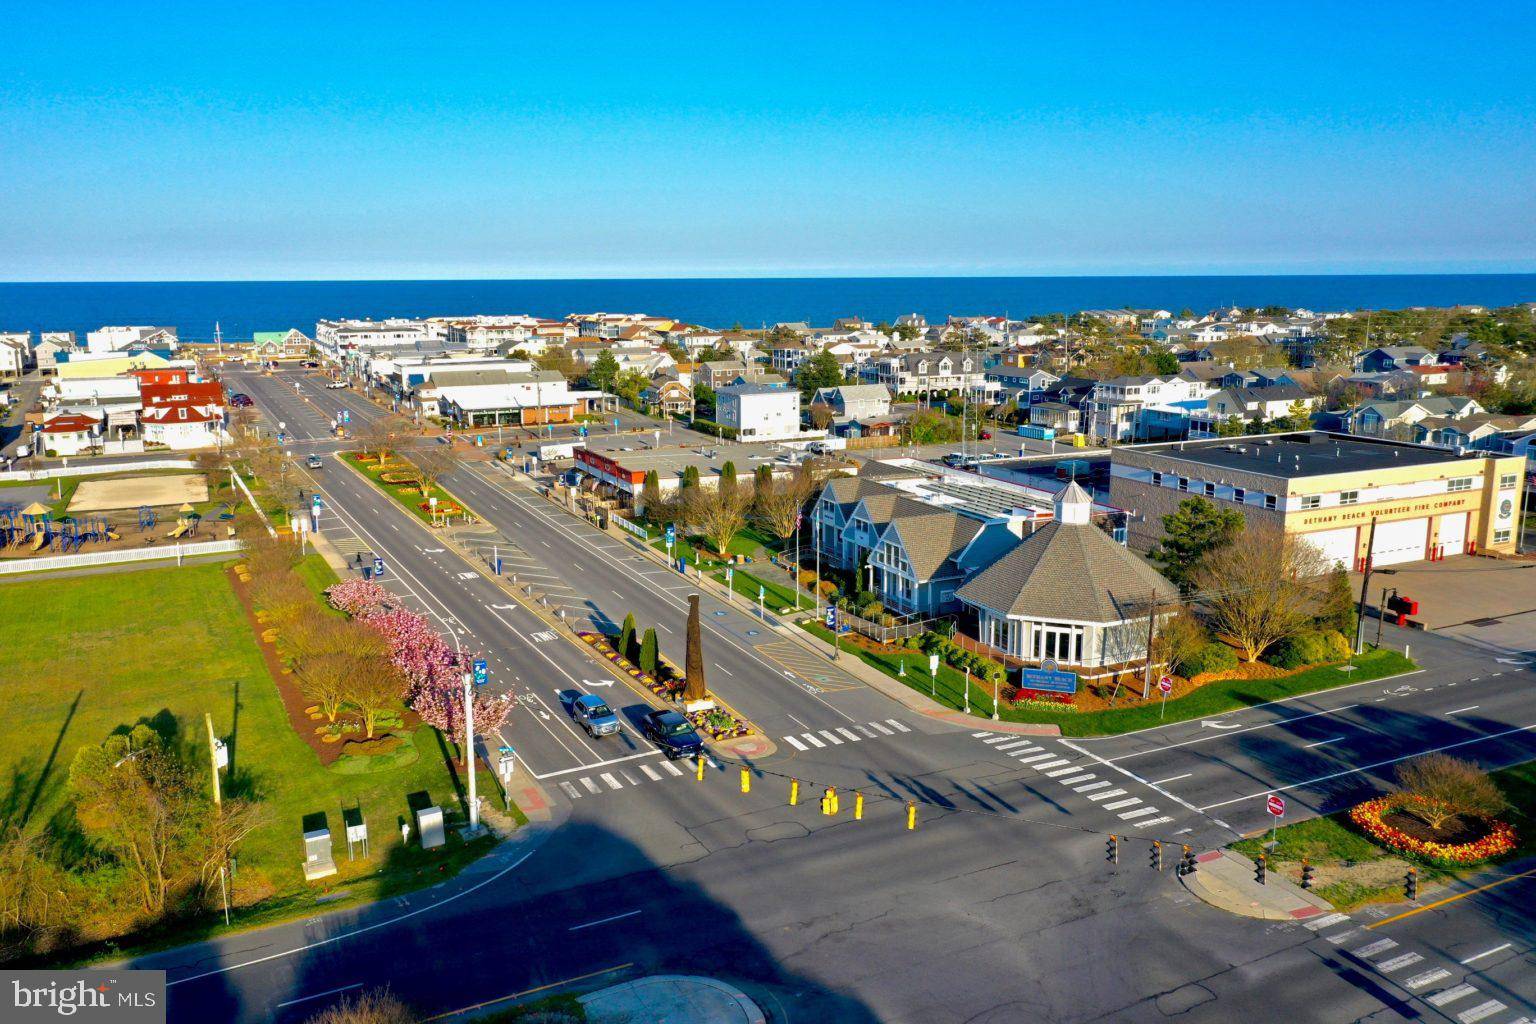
583 679 614 688
1495 657 1532 666
1200 719 1241 730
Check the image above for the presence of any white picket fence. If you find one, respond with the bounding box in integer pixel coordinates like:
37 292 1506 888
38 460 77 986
0 539 243 576
0 459 198 484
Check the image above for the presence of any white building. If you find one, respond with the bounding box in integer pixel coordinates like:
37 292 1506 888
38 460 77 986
315 318 432 355
716 383 803 441
84 325 178 354
0 332 28 378
1084 375 1213 442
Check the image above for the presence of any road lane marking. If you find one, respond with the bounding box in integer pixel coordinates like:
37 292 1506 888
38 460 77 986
1459 942 1512 965
993 739 1035 751
1444 705 1480 715
1150 773 1192 785
640 764 662 781
568 909 641 932
1304 736 1345 748
868 721 894 735
1427 984 1479 1007
531 750 667 779
660 759 684 776
1201 724 1536 812
276 984 365 1009
560 781 581 799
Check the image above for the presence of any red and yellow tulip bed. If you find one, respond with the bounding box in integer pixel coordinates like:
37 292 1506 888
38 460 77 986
1349 795 1518 866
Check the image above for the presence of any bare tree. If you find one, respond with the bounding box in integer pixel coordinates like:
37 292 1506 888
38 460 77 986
1395 754 1507 831
690 483 754 557
752 469 815 545
340 657 409 737
410 448 454 498
302 989 415 1024
194 799 264 905
1193 527 1329 662
247 571 311 626
358 413 411 463
295 652 363 723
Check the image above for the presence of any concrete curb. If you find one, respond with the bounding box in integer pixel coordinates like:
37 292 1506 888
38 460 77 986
1180 849 1334 921
580 975 767 1024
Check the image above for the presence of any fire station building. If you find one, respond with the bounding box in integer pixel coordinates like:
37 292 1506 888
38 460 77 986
1110 432 1526 569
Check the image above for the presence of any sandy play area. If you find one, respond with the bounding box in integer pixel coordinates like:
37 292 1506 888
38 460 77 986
67 473 210 513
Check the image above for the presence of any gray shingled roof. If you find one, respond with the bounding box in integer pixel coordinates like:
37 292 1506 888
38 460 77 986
884 513 983 582
956 520 1176 622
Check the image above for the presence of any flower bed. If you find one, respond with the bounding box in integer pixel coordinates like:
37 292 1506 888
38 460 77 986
576 630 753 739
1007 687 1079 713
1349 795 1518 866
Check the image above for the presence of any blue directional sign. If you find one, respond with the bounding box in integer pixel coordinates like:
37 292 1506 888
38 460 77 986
825 606 837 628
613 418 620 431
1019 666 1078 694
578 425 588 437
472 658 489 687
311 494 323 512
372 556 386 577
665 524 676 544
342 409 351 424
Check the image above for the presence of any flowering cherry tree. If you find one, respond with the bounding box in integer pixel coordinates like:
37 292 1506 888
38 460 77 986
325 578 394 618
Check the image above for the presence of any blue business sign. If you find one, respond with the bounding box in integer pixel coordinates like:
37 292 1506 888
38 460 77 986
472 658 489 687
1019 666 1078 694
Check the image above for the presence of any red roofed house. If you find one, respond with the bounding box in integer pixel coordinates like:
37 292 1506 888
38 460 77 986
139 381 226 449
127 367 192 387
41 413 103 456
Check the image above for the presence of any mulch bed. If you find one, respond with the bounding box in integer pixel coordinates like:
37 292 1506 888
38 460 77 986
1380 808 1492 847
225 564 420 766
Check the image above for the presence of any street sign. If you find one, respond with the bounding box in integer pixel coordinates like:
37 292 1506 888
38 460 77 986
373 556 386 577
928 653 940 677
472 658 489 687
1158 675 1173 695
665 525 676 543
758 585 765 601
825 606 837 628
343 409 350 424
1020 666 1078 694
1266 794 1286 817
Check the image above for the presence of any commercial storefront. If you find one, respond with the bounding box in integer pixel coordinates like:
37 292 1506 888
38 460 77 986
1109 431 1526 569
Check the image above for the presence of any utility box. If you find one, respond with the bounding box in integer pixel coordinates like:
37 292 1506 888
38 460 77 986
343 806 369 860
302 826 337 881
415 805 445 850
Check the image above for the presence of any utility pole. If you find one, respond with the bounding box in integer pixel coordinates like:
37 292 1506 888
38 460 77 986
205 713 230 926
1354 518 1379 655
1140 593 1160 700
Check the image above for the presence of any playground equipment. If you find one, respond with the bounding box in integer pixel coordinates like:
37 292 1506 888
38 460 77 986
138 505 157 532
166 513 202 540
0 508 20 548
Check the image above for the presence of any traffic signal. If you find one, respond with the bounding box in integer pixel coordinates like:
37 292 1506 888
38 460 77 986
906 800 917 830
739 767 751 794
821 787 840 816
1149 841 1162 871
1255 854 1267 885
853 791 865 820
695 755 706 781
1405 867 1418 901
1386 594 1419 618
1106 835 1119 864
1178 845 1196 877
1300 859 1315 890
789 779 800 806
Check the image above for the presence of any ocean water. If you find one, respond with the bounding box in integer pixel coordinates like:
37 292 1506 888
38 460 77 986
1 274 1534 343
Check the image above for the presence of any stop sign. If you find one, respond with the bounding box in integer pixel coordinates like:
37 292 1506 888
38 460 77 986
1266 794 1286 817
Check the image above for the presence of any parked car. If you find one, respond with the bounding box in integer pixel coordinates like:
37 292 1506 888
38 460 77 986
306 454 324 469
230 393 254 407
640 709 704 759
569 693 621 738
942 453 966 466
979 430 992 440
326 379 348 389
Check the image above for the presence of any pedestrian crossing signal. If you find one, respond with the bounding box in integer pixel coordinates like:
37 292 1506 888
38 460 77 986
1404 867 1418 901
821 787 839 816
1106 835 1118 864
1149 840 1162 871
1255 854 1267 885
1300 859 1315 890
1178 845 1196 877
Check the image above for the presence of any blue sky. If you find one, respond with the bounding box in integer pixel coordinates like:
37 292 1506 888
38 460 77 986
2 1 1533 280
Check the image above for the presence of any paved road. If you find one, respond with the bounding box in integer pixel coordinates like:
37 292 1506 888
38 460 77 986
142 365 1536 1024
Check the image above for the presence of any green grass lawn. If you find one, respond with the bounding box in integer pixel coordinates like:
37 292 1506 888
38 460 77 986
1229 761 1536 909
649 529 808 611
800 621 1415 737
0 561 503 953
343 451 462 526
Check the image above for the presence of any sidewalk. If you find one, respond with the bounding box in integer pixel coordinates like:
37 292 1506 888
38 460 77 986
1181 849 1334 921
579 975 766 1024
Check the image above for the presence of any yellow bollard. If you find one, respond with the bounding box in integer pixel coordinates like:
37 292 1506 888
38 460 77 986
695 755 706 781
906 800 917 830
740 767 751 794
789 778 800 805
854 791 864 820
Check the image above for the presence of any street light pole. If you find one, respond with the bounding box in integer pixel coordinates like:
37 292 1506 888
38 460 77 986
462 672 479 832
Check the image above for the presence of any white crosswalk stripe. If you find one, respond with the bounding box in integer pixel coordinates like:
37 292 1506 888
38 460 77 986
1118 806 1160 820
803 733 826 748
818 730 844 745
1375 952 1423 972
1016 753 1057 765
1087 789 1127 802
1352 939 1397 958
836 727 862 742
600 773 622 790
1009 746 1044 756
560 781 581 799
640 764 662 781
1427 984 1477 1007
660 759 684 776
784 735 807 751
858 725 878 737
869 721 895 735
1131 815 1173 827
1103 798 1141 811
1404 968 1452 990
981 735 1012 745
1074 781 1112 793
1059 773 1096 785
581 777 601 794
993 739 1036 752
1044 766 1083 777
1457 1000 1505 1023
1303 913 1350 931
1031 759 1072 771
886 719 911 732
